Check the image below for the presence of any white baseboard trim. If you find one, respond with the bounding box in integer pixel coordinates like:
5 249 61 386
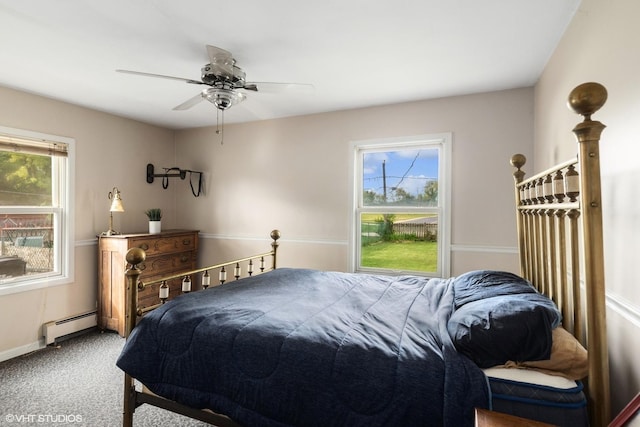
0 339 45 363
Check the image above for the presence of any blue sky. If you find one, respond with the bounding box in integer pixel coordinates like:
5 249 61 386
363 148 439 197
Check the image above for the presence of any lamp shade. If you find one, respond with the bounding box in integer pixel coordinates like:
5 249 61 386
109 188 125 212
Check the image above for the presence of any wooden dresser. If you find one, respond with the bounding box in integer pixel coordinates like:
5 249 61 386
98 229 199 336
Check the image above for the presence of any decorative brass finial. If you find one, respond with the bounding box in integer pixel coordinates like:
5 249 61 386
270 229 281 241
510 154 526 169
510 154 526 184
126 247 146 266
567 82 607 120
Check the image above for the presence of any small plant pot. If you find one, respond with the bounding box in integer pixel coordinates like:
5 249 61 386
149 221 161 234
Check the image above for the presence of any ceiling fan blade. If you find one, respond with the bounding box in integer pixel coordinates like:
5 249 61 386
116 69 204 85
173 93 204 111
246 82 315 94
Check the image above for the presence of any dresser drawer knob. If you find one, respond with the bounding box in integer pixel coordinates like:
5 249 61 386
139 243 149 251
181 255 189 262
183 239 191 245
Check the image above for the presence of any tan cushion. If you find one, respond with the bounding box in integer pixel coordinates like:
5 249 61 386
503 326 588 380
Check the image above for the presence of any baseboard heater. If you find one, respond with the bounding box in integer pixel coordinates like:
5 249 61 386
42 310 97 345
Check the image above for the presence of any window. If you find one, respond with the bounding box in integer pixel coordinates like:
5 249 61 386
350 134 451 277
0 126 74 295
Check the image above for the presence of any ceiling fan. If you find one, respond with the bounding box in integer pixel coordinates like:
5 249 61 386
117 44 313 113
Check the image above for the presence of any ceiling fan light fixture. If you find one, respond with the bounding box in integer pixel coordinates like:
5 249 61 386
203 88 246 110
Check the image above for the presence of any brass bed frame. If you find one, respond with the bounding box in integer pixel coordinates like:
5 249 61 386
122 230 281 427
510 81 610 426
121 82 611 427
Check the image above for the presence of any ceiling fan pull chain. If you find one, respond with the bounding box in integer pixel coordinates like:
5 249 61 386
216 108 224 145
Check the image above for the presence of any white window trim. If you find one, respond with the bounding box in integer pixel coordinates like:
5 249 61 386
0 126 75 296
349 133 451 277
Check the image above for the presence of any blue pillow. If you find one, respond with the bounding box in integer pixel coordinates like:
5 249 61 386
447 292 562 368
452 270 536 309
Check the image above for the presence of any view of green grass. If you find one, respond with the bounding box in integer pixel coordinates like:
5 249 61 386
361 241 438 272
359 213 439 272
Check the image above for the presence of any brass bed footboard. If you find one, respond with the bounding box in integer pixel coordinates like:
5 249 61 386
121 229 280 427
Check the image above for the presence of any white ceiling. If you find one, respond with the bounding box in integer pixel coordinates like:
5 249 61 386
0 0 580 130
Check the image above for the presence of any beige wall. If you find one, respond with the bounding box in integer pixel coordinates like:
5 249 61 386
534 0 640 414
0 86 176 359
174 88 532 274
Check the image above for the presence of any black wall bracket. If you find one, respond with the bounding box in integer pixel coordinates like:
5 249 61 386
146 163 186 184
146 163 203 197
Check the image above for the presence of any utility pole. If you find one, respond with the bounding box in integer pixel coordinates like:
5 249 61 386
382 160 387 202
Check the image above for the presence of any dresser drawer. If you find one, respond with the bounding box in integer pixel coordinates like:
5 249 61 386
130 232 197 257
140 251 196 278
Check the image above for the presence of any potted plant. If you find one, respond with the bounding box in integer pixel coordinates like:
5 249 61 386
145 208 162 234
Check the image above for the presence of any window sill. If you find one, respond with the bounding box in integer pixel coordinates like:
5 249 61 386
0 274 72 296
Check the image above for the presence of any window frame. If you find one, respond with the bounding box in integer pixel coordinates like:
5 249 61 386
349 133 451 277
0 125 75 296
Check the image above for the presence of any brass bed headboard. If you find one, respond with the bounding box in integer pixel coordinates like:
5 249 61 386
511 82 610 427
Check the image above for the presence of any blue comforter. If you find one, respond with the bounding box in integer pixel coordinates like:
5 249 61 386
117 268 490 426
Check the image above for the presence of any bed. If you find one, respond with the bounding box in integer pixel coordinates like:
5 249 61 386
117 82 611 427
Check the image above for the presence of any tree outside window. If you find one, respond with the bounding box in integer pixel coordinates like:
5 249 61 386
0 128 73 294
